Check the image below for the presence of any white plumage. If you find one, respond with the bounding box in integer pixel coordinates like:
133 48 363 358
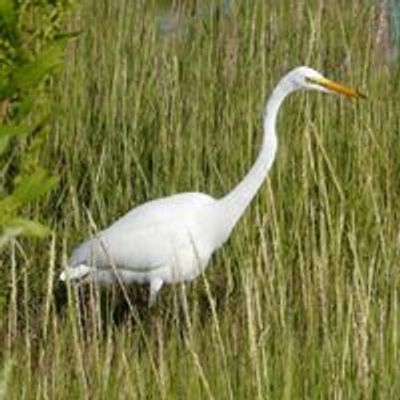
60 66 364 305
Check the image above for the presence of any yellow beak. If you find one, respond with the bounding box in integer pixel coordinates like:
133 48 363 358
310 77 366 99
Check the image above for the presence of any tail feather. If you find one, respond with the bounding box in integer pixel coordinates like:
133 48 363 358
59 264 92 282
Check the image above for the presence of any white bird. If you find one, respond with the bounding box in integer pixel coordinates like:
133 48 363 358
60 66 364 305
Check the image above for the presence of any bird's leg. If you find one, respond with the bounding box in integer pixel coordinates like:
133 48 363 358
149 278 163 307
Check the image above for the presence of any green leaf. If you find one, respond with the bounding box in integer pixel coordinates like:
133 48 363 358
12 168 58 204
0 123 29 139
0 0 17 39
0 168 58 221
12 42 66 92
0 123 29 154
0 218 50 247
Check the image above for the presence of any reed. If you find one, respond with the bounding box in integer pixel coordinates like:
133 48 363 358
1 0 399 398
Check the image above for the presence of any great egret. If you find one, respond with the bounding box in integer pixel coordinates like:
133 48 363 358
60 66 364 305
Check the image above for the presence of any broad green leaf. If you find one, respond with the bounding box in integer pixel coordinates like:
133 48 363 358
12 42 66 92
0 218 50 247
0 0 17 39
0 119 48 154
12 168 58 204
0 168 58 219
0 124 29 139
0 124 29 154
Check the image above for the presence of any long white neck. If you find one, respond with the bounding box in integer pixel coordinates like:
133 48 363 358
216 79 292 237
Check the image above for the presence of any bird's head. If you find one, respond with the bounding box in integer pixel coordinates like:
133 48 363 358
286 66 366 98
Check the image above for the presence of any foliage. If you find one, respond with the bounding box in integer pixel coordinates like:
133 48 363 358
0 0 72 245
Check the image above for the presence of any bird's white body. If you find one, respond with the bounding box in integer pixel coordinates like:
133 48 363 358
66 193 227 287
60 66 362 304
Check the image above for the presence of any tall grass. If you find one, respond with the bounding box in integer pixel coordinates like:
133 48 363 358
1 0 400 398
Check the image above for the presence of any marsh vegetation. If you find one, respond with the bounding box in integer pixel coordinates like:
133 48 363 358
1 1 400 398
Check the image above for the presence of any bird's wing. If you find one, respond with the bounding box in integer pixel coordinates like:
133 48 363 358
69 192 216 273
69 225 169 272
